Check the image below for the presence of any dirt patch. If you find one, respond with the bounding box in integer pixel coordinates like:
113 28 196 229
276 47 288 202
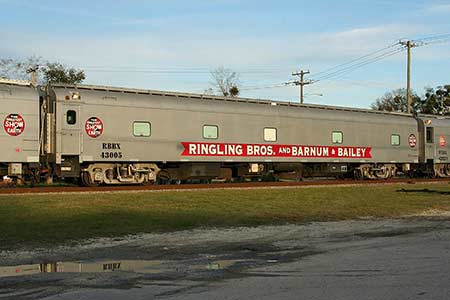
2 216 450 267
411 209 450 217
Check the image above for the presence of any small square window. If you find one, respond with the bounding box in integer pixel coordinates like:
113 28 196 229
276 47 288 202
391 134 400 146
66 110 76 125
133 122 151 137
426 127 434 143
264 128 277 142
203 125 218 139
332 131 343 144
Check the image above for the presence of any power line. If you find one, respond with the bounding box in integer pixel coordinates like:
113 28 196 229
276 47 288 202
73 33 450 95
311 42 399 78
273 43 405 96
414 33 450 43
313 47 405 82
300 33 449 86
396 33 450 113
83 69 291 74
240 83 287 91
78 65 295 74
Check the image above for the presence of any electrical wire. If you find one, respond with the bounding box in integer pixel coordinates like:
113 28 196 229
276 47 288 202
415 33 450 43
240 83 288 91
73 33 449 92
312 47 405 82
311 42 399 78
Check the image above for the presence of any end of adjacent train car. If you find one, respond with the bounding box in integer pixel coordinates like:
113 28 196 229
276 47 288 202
0 79 41 180
416 115 450 177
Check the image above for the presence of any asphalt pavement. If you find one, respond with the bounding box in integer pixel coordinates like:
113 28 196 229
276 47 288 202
1 218 449 300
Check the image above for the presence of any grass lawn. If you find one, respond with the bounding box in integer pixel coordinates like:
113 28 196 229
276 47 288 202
1 183 450 250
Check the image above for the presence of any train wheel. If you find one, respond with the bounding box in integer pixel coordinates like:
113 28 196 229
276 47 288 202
442 164 450 178
81 171 99 187
354 169 364 180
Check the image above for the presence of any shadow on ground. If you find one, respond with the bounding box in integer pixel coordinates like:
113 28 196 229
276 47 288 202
396 188 450 195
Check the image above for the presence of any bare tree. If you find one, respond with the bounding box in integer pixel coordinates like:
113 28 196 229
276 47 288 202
209 66 240 97
0 56 43 82
0 56 85 85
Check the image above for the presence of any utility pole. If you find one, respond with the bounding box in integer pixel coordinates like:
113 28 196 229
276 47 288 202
26 65 39 86
291 70 312 103
399 40 418 114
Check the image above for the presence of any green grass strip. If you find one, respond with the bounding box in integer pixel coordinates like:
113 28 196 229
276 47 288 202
1 183 449 250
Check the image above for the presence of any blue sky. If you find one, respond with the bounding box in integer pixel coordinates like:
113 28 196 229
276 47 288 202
1 0 449 108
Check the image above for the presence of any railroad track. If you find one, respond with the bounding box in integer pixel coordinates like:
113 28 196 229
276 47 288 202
0 178 448 195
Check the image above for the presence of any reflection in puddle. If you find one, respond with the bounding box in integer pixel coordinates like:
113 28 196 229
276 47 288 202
0 260 162 278
0 258 247 279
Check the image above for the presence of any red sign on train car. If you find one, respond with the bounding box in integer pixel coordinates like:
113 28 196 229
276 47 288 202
439 135 447 148
408 134 417 148
181 142 372 158
85 117 104 138
3 114 25 136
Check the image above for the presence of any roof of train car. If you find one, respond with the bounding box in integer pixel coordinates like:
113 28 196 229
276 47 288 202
0 79 40 100
0 78 33 86
2 81 446 122
50 83 418 118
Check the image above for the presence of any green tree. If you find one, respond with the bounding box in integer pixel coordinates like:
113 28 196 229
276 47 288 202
43 63 85 85
371 88 421 113
421 85 450 115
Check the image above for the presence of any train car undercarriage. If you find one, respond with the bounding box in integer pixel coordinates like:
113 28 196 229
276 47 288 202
80 163 160 186
3 161 450 186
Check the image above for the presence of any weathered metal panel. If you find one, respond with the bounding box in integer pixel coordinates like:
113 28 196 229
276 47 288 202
0 83 40 163
416 117 450 163
50 85 420 165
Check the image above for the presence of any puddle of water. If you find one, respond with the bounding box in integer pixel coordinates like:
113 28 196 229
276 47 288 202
207 259 246 270
0 260 163 278
0 258 249 279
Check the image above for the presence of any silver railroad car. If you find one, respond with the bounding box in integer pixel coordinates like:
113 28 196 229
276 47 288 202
2 81 448 185
0 79 40 179
45 84 421 185
416 116 450 176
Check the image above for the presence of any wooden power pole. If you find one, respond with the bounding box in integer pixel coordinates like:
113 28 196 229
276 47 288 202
292 70 312 103
399 40 418 114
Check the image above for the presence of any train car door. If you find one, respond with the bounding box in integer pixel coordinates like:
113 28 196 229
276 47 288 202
60 104 81 155
424 126 435 163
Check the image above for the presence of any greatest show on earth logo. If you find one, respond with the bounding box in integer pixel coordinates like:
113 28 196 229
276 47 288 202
3 114 25 136
439 135 447 148
85 117 104 138
408 134 417 148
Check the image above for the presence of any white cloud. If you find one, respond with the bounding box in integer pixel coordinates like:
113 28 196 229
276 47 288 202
425 3 450 14
0 22 444 108
1 23 428 70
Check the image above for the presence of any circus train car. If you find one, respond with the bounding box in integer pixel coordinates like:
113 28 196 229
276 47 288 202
1 79 449 185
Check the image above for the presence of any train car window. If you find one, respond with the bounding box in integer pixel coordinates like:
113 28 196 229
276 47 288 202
332 131 343 144
391 134 400 146
203 125 218 139
426 127 434 143
66 110 77 125
264 128 277 142
133 121 151 137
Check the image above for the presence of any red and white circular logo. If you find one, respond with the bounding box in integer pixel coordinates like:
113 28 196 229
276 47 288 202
408 134 417 148
439 135 447 148
3 114 25 136
85 117 103 138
